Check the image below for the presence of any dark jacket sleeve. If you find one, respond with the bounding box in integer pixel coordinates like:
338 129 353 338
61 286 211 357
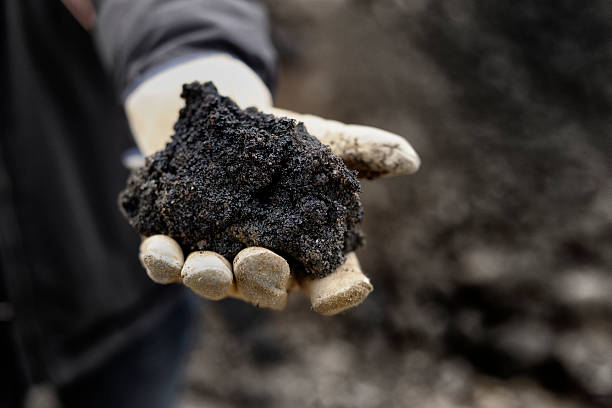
92 0 277 99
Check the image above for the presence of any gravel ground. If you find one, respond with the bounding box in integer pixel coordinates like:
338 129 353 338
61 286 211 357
182 1 612 407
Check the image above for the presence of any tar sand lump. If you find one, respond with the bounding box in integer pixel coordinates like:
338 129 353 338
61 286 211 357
119 82 364 277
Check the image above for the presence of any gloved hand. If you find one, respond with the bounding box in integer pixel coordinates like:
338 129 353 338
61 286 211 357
124 54 420 315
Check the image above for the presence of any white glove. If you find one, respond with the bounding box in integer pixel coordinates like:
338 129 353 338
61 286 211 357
125 53 420 315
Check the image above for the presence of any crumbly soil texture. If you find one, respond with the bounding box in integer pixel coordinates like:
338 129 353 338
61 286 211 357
119 82 363 277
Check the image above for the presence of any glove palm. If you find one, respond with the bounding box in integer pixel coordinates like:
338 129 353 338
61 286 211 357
126 54 420 315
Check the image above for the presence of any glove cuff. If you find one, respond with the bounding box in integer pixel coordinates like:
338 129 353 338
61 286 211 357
124 53 273 156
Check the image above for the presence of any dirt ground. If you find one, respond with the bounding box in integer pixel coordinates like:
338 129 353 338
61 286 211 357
181 1 612 407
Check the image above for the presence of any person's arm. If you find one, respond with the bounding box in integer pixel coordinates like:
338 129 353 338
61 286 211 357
92 1 420 315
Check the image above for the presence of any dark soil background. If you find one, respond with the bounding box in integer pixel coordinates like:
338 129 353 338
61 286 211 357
180 1 612 407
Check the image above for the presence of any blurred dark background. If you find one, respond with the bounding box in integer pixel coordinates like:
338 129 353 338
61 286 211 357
174 1 612 407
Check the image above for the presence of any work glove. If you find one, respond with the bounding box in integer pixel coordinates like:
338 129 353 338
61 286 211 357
124 54 420 315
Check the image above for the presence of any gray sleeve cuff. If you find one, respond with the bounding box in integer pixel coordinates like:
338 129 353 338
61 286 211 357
92 0 277 98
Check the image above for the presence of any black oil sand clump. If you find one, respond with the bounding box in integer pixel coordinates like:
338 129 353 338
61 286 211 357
119 82 363 277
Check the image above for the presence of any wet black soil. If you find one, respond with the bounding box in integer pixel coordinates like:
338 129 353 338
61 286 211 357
119 82 363 277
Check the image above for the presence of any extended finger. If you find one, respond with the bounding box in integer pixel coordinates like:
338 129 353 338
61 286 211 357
139 235 184 284
181 251 234 300
232 247 292 310
266 108 420 178
300 252 373 316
